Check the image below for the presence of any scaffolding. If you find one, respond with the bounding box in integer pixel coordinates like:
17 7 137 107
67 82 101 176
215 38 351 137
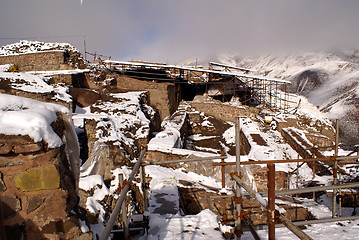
104 60 292 112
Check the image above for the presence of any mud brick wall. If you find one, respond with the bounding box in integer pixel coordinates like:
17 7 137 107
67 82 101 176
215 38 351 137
0 132 86 239
189 102 248 122
114 76 178 122
0 51 76 72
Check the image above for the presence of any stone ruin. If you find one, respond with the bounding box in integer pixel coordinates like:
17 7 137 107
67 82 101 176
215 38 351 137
0 40 347 239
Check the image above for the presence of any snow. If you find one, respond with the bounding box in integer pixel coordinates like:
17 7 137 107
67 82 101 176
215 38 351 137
143 210 223 240
0 94 68 148
241 219 359 240
91 92 154 143
0 40 79 56
0 64 73 103
0 70 54 93
27 69 90 76
139 165 223 239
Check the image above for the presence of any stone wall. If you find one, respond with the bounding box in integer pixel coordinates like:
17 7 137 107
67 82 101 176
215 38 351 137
0 51 76 72
188 102 248 122
0 126 88 239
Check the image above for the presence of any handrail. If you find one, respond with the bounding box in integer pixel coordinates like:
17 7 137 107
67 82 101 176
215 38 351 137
100 148 147 240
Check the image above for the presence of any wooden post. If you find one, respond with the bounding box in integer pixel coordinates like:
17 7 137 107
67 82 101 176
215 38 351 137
235 117 242 238
267 163 276 240
333 119 339 218
119 174 129 239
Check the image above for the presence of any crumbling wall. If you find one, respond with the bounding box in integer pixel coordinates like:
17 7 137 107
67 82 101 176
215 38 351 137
114 75 178 122
0 51 76 72
48 72 90 88
0 88 72 111
0 125 88 239
189 102 248 122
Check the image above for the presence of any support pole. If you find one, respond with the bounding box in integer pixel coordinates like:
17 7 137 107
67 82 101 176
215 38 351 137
267 163 275 240
119 174 129 239
333 119 339 218
235 117 242 238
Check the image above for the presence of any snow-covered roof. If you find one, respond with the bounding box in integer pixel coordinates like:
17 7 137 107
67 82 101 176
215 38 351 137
0 94 69 148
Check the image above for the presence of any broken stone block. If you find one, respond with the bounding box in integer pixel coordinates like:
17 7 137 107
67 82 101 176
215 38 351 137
0 143 12 154
14 142 43 154
14 165 60 191
0 156 26 167
27 196 45 214
1 195 21 219
34 192 68 223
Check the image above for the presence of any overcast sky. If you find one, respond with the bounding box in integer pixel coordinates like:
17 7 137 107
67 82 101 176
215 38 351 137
1 0 359 63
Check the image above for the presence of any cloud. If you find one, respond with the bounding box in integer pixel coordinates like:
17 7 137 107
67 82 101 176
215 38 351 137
1 0 359 63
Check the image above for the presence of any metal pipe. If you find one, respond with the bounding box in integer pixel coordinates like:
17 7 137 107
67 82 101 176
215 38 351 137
144 155 226 165
243 217 262 240
100 148 147 240
333 119 339 218
211 182 359 198
267 164 275 240
243 215 359 231
231 172 313 240
268 182 359 196
212 155 359 166
235 117 242 238
141 165 148 212
119 174 129 239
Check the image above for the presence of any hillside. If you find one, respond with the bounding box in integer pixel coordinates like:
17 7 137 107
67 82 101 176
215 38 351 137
219 50 359 147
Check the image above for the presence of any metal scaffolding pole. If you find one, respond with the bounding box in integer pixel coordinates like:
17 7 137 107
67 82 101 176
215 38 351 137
333 119 339 218
119 174 129 239
235 117 242 238
267 163 275 240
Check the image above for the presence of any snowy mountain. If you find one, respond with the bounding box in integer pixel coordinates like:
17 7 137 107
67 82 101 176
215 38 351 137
219 50 359 146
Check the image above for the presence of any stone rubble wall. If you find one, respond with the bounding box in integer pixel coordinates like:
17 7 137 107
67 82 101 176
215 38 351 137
0 124 89 239
178 185 314 226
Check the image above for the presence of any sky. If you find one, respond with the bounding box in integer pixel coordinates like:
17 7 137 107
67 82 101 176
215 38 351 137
1 0 359 63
